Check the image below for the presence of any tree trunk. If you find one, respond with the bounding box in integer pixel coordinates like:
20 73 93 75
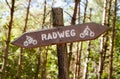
108 0 117 79
98 0 107 79
52 8 69 79
71 0 80 25
42 0 46 28
1 0 15 79
68 1 80 77
35 0 47 78
77 3 82 79
83 0 88 23
23 0 31 32
83 42 91 79
74 43 80 79
16 0 31 79
35 50 41 79
81 0 88 78
83 8 92 79
16 48 23 79
41 47 48 79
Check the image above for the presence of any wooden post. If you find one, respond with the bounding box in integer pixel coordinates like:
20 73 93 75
52 8 69 79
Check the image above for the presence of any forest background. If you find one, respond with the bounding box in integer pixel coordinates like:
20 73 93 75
0 0 120 79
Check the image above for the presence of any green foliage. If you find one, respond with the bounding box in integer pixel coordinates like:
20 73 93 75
115 16 120 52
102 72 108 79
47 46 58 79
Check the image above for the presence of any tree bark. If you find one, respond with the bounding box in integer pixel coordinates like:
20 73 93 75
83 8 92 79
42 0 47 28
68 1 80 77
35 49 41 79
81 0 88 78
16 48 23 79
83 42 91 79
77 2 82 79
108 0 117 79
83 0 88 23
52 8 69 79
41 47 48 79
23 0 31 32
35 1 47 78
1 0 15 79
98 0 107 79
71 0 80 25
74 43 80 79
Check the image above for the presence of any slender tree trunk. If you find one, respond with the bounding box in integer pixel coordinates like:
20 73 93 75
81 0 88 78
74 4 82 78
83 0 88 23
74 43 80 79
35 49 41 79
102 0 112 70
1 0 15 79
83 42 91 79
52 8 69 79
41 1 48 78
108 0 117 79
74 42 82 79
42 0 46 28
16 0 31 79
16 48 23 79
23 0 31 32
83 8 92 79
78 42 82 79
77 3 82 79
71 0 80 25
106 0 112 27
41 47 48 79
68 1 80 77
98 0 107 79
35 0 47 78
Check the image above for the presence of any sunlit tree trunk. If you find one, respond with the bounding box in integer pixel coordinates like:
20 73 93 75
74 43 81 79
83 42 90 79
77 3 82 79
1 0 15 79
81 0 88 79
68 1 80 74
78 43 82 79
68 0 80 78
108 0 117 79
98 0 107 79
83 0 88 23
35 49 41 79
41 1 48 78
41 47 48 79
35 1 47 78
16 48 23 79
83 8 92 79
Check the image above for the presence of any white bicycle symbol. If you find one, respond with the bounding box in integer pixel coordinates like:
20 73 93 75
23 36 37 46
80 26 95 38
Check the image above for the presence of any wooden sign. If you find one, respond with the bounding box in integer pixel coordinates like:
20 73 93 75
11 22 110 48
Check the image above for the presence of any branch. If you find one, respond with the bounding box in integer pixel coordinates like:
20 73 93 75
5 0 11 9
64 11 72 18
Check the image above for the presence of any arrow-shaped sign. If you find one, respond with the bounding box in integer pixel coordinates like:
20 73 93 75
11 22 110 48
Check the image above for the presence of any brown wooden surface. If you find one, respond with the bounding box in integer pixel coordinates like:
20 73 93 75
52 8 69 79
11 22 110 48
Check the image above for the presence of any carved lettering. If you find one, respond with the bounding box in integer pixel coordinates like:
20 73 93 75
41 29 76 41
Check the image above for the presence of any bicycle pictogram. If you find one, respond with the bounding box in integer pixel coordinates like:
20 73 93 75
23 36 37 46
80 26 95 38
